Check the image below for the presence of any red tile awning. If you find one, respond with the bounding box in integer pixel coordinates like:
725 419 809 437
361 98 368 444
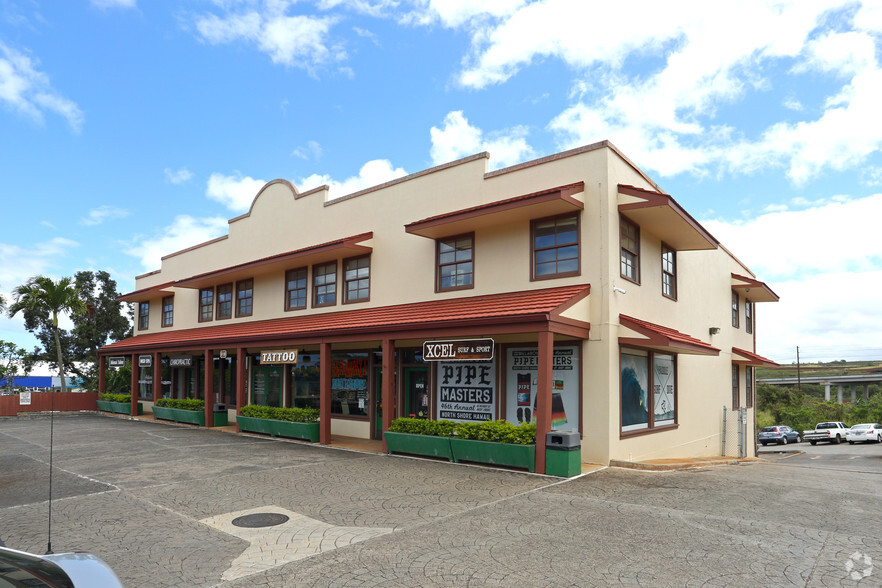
731 273 779 303
405 183 584 239
732 347 779 367
618 184 718 251
101 284 591 354
171 233 373 290
619 314 719 356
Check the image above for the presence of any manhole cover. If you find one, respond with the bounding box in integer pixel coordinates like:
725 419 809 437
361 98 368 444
231 513 290 528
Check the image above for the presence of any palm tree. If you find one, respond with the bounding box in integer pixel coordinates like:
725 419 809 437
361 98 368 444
8 276 87 394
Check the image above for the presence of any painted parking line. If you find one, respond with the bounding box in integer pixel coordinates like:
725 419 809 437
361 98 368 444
810 456 821 459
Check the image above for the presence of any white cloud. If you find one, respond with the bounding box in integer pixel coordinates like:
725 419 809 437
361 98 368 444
402 0 527 28
124 215 229 271
193 3 341 70
206 172 267 212
80 205 130 226
702 194 882 362
90 0 136 8
298 159 407 199
165 167 194 184
292 140 323 160
0 42 83 131
430 110 534 170
0 237 79 288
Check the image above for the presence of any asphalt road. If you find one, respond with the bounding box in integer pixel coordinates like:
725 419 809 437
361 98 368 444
2 413 882 587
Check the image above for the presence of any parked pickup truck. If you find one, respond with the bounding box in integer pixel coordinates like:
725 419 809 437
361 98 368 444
803 422 850 445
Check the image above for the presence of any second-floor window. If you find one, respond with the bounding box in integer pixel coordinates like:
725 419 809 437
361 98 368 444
199 288 213 322
285 268 307 310
344 256 370 303
532 213 579 280
138 301 149 330
217 283 233 319
745 300 753 334
313 262 337 307
437 234 474 292
620 216 640 283
161 295 174 327
746 366 754 408
662 244 676 299
732 291 740 328
236 279 253 317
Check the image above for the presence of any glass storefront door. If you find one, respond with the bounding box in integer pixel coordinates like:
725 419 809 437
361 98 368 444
404 366 429 419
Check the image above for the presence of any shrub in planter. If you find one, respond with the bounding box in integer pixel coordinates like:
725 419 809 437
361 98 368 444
238 404 319 423
99 393 131 403
387 417 458 437
455 420 536 445
155 398 204 411
236 404 320 442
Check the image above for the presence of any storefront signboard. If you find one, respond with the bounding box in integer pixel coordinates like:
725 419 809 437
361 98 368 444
169 355 193 367
505 346 580 433
108 356 126 368
139 355 152 368
423 339 494 362
260 350 299 364
436 359 497 422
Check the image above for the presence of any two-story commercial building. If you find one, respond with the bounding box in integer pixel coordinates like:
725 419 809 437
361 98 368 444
99 141 778 472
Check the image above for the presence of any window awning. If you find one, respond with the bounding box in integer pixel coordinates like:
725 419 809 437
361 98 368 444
100 284 591 354
405 183 584 239
117 281 176 302
619 314 720 356
732 347 779 367
618 184 718 251
731 273 780 303
173 233 373 290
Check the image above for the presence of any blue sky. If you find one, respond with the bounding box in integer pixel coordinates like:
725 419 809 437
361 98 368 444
1 0 882 363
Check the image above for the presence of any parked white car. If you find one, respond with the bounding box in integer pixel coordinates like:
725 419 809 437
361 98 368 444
846 423 882 444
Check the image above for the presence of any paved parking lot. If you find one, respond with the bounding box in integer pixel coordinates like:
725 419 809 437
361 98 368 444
2 413 882 586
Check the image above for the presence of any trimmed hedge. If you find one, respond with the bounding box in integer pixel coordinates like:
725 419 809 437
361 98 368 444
387 417 536 445
99 393 131 403
155 398 204 411
238 404 319 423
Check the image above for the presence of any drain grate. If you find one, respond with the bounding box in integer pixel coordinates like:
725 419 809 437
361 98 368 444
231 513 290 528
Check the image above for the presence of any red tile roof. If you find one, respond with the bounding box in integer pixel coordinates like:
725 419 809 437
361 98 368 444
619 314 719 356
101 284 590 353
732 347 779 367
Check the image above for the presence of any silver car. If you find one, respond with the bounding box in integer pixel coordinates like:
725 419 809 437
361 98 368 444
846 423 882 444
0 545 124 587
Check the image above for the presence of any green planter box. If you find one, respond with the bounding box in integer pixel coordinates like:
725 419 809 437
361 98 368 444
384 431 454 461
97 400 143 416
236 415 319 443
450 438 535 472
152 406 228 427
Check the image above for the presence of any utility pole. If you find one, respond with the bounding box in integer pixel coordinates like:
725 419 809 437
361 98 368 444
796 346 802 393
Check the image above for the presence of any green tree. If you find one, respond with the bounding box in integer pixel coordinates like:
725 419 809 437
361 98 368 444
8 276 87 394
0 340 27 390
15 271 132 392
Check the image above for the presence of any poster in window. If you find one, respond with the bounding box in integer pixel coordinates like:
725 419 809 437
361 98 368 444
505 346 579 433
653 354 675 426
436 360 496 422
621 352 649 431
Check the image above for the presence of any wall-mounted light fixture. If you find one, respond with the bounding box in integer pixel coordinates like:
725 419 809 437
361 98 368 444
613 287 627 294
709 327 721 335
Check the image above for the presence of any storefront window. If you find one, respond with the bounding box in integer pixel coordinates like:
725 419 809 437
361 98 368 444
331 352 368 416
504 345 580 432
289 355 320 410
251 364 282 407
436 359 496 422
621 348 677 433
